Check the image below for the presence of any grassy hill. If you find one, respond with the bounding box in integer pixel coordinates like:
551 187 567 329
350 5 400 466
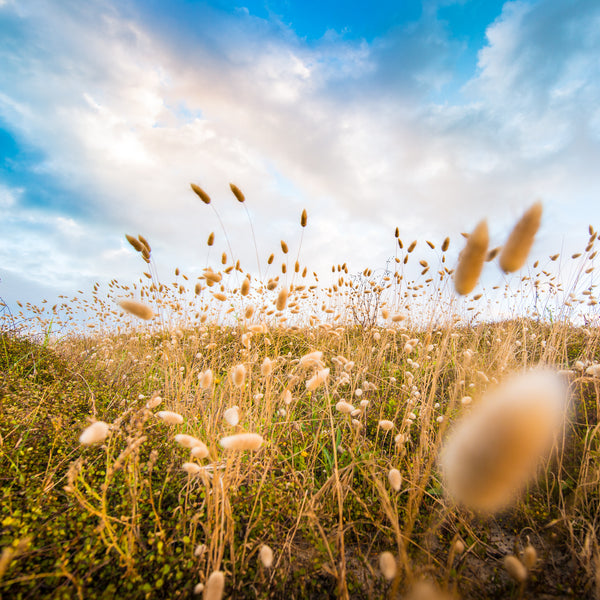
1 315 599 599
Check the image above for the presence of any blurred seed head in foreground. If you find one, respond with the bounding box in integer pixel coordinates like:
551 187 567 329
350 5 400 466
440 368 568 513
454 220 489 295
499 201 543 273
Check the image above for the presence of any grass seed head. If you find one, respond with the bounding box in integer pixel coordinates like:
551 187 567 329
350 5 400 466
219 432 264 450
191 442 210 459
146 395 162 409
191 183 211 204
335 400 354 414
379 551 397 580
198 369 214 389
156 411 184 425
440 368 567 512
499 201 542 273
182 462 202 475
231 364 247 388
378 420 394 431
299 350 324 368
259 544 274 568
125 234 144 252
79 421 110 445
504 555 528 583
241 277 250 296
276 287 288 311
261 357 273 376
224 406 240 426
118 299 154 320
229 183 245 202
454 220 489 295
175 434 204 449
306 368 330 391
300 209 308 227
405 581 451 600
388 468 402 491
522 544 537 569
203 570 224 600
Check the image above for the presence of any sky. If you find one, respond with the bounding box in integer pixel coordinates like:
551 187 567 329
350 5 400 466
1 0 599 326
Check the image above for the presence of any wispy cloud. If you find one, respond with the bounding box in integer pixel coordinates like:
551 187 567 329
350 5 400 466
0 0 599 312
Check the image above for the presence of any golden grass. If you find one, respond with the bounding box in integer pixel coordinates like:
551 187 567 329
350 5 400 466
2 187 600 599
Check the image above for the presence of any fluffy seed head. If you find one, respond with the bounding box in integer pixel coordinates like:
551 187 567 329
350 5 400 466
137 234 150 253
335 400 354 414
203 570 224 600
276 287 288 311
379 551 397 580
522 544 537 569
146 395 162 409
182 462 202 475
306 368 330 391
405 581 451 600
486 246 501 262
118 299 154 320
125 234 144 252
175 434 204 449
504 555 528 583
231 364 247 388
585 363 600 377
191 183 211 204
299 350 324 369
440 368 567 512
79 421 110 445
224 406 240 426
499 201 542 273
157 411 184 425
198 369 214 389
454 220 489 295
388 468 402 491
261 357 273 377
241 277 250 296
300 209 308 227
259 544 274 568
220 433 264 450
229 183 245 202
378 420 394 431
191 442 210 459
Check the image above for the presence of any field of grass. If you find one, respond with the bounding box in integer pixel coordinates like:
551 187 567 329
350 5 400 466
1 197 600 599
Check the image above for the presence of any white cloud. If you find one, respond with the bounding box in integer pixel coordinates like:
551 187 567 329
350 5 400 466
0 184 21 208
0 0 599 318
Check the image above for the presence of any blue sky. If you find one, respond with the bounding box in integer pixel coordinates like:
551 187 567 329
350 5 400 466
1 0 599 324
